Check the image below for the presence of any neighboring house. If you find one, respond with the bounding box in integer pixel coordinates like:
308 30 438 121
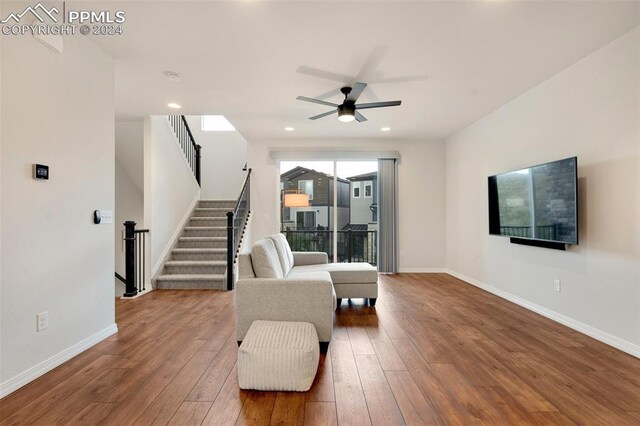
346 171 377 229
280 166 350 230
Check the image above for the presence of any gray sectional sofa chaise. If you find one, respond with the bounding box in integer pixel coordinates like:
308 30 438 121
235 233 378 349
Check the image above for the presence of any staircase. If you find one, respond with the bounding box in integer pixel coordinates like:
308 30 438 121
155 199 236 290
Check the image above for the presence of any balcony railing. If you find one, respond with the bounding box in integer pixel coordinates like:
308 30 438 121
283 229 377 265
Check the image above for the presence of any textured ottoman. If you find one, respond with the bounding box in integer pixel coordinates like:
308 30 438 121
237 320 319 391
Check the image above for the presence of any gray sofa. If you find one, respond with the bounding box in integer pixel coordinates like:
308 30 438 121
235 234 378 347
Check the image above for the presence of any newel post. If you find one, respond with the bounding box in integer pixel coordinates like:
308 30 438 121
195 144 202 186
227 212 234 291
123 221 138 298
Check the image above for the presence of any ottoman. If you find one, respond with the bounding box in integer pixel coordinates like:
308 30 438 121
237 320 319 391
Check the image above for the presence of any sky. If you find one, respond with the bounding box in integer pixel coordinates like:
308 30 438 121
280 161 377 179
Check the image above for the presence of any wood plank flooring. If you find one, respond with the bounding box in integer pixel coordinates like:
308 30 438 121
1 273 639 425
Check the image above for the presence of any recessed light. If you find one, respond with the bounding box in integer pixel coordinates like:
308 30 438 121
284 127 295 131
201 115 235 131
163 71 182 82
380 127 391 132
167 103 182 109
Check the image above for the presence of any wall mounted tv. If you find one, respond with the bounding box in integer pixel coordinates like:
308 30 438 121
488 157 578 250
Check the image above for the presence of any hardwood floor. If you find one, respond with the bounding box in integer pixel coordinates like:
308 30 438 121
1 273 639 425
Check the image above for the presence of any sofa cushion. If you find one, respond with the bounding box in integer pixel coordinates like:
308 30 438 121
291 262 378 284
238 253 256 279
251 239 284 278
268 234 294 276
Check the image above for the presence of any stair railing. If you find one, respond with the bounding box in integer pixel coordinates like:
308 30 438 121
167 115 202 186
227 168 252 290
121 221 150 297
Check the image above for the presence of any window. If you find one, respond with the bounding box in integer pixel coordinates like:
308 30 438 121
353 182 361 198
298 180 314 200
296 211 316 229
364 181 373 198
201 115 235 131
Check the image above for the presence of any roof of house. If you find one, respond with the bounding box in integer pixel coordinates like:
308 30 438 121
281 166 350 184
347 171 377 182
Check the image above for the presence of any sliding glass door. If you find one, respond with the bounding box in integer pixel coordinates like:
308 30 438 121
280 160 378 266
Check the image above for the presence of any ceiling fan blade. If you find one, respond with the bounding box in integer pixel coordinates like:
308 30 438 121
354 111 368 122
356 46 389 80
355 100 402 110
308 110 336 120
347 82 367 102
373 74 429 84
297 96 339 108
313 87 342 101
296 66 353 84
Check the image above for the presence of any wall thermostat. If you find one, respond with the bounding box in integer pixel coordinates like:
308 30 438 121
93 210 113 224
33 164 49 180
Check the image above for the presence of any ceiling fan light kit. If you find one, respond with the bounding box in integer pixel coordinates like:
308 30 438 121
297 82 402 123
338 101 356 122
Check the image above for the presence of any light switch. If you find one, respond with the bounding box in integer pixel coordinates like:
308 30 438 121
100 210 113 224
94 210 113 224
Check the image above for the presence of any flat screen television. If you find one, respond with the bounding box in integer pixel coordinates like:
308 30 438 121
488 157 578 247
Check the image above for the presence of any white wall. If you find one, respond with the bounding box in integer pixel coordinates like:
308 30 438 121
185 116 247 200
0 2 4 388
114 121 144 295
446 28 640 354
0 32 116 394
144 116 201 276
115 121 144 193
246 139 447 271
114 160 144 296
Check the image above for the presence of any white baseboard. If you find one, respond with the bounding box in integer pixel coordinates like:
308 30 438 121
398 268 447 273
445 269 640 359
0 323 118 398
152 194 200 277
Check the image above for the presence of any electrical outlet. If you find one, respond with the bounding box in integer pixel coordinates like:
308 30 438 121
553 279 561 293
37 312 49 331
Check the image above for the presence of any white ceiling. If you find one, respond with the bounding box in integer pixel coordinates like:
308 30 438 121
93 1 640 141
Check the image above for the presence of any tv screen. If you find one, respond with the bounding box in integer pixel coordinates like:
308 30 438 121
488 157 578 245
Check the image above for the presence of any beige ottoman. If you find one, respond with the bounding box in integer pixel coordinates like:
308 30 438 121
237 320 319 391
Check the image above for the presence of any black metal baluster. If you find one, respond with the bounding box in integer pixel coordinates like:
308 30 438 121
142 233 146 291
138 235 142 292
227 211 234 291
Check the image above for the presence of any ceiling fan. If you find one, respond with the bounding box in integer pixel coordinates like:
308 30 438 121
296 82 401 123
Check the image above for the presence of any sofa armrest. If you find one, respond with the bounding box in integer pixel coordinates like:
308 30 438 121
292 251 328 266
235 272 335 342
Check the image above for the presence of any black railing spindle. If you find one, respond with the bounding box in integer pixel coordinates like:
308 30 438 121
167 115 201 187
226 169 252 290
